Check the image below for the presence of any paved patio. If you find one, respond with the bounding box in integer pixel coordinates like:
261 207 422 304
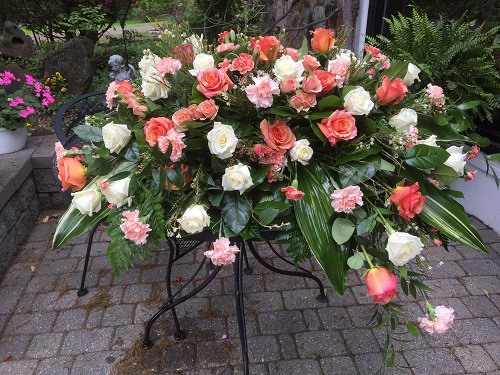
0 211 499 375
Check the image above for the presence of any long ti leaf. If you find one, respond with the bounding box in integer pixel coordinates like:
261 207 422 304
295 161 348 295
418 183 487 253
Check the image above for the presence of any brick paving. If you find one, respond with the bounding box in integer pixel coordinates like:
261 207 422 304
0 212 499 374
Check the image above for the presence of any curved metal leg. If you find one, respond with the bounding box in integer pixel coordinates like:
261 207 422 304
77 221 100 297
246 241 327 303
242 243 253 275
164 239 186 341
234 242 249 375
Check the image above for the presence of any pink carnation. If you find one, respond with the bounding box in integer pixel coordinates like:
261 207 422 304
204 237 240 266
467 145 480 160
328 58 350 87
230 53 254 74
155 57 182 76
19 106 35 118
245 74 280 108
330 185 364 213
426 83 444 99
157 128 186 162
400 125 419 149
281 186 305 200
252 144 286 165
289 91 317 112
54 142 67 162
120 210 152 245
418 305 455 334
216 43 239 53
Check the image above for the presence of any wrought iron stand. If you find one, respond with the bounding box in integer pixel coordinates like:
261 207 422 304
141 232 328 375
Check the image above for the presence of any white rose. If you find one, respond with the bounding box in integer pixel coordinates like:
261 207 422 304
290 139 313 165
222 163 253 194
417 135 438 147
272 55 304 81
177 205 210 234
444 146 467 176
388 108 418 132
343 87 374 116
207 122 238 160
338 48 358 62
403 63 421 86
101 177 131 208
189 53 215 76
71 189 102 216
386 232 424 266
139 50 160 75
102 122 132 154
141 68 170 101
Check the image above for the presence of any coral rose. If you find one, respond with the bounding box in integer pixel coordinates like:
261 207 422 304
250 36 280 62
172 108 194 132
318 110 357 146
366 267 398 305
197 68 234 98
196 99 219 120
57 157 86 192
390 182 426 221
313 70 336 96
144 117 175 146
260 119 296 151
376 76 408 105
302 55 321 72
310 28 336 53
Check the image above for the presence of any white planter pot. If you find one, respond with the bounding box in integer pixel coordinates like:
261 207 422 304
0 126 28 154
452 154 500 234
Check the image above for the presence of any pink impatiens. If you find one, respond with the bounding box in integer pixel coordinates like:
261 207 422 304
120 210 152 245
204 237 240 266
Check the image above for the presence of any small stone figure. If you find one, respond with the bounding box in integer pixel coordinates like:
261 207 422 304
108 54 136 82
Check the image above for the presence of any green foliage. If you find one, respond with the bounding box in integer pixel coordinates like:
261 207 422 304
366 7 500 122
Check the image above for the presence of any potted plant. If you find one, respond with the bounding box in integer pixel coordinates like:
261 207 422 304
0 71 54 154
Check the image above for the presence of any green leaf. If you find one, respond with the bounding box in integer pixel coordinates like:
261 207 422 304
406 322 419 337
356 214 376 235
467 133 491 147
296 162 348 295
310 121 328 145
381 61 409 80
297 36 309 58
306 111 335 120
72 124 103 142
355 116 377 135
337 156 380 187
417 114 468 142
250 166 270 188
347 252 365 270
221 193 252 235
254 201 290 225
263 106 297 117
432 165 460 186
86 158 113 176
404 145 450 169
191 81 205 104
398 265 408 279
457 101 480 110
318 95 343 111
419 183 488 253
433 114 449 126
107 171 131 182
336 146 383 165
486 153 500 161
332 218 355 244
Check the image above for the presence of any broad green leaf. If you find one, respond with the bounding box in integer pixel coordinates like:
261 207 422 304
419 183 487 252
433 114 449 126
486 153 500 161
338 156 380 187
347 252 365 270
107 171 131 182
263 106 297 117
297 36 309 58
249 166 269 188
398 265 408 279
254 201 290 225
404 145 450 169
417 114 468 142
332 218 355 244
336 145 382 165
222 192 252 235
191 81 205 104
318 95 343 111
381 61 409 80
432 164 460 186
72 124 103 142
310 121 328 145
306 111 335 120
457 101 480 110
86 158 113 176
356 214 376 234
467 133 491 147
406 322 419 337
380 159 396 171
296 162 348 295
355 116 377 135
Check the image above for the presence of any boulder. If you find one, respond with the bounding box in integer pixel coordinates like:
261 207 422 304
1 21 35 58
44 38 96 96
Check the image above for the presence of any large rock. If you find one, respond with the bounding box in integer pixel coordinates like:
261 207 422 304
1 21 35 58
44 38 96 95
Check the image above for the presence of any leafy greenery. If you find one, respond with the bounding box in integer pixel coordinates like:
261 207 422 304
366 7 500 122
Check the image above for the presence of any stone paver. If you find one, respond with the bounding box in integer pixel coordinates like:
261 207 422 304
0 212 498 374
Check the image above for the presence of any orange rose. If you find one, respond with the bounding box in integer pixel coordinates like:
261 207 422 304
317 110 357 146
196 68 234 98
376 76 408 105
57 157 86 192
310 28 336 53
313 70 336 97
172 108 193 132
196 99 219 120
260 119 296 151
390 182 426 221
144 117 175 146
366 267 398 305
250 36 281 62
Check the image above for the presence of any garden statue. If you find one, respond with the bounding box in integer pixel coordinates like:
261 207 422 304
108 54 136 82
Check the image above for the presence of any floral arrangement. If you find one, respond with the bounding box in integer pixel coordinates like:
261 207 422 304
0 71 55 131
53 26 491 361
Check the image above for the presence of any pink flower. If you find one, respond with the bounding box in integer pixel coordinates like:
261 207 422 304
366 267 399 305
330 185 364 213
0 71 18 85
172 107 194 131
400 125 419 149
98 179 109 191
364 45 381 58
204 237 240 266
196 99 219 120
281 186 305 200
54 141 67 162
318 109 357 146
302 55 321 72
418 305 455 334
155 57 182 76
197 68 234 98
157 128 186 162
245 74 280 108
19 106 35 118
9 97 24 107
467 145 480 160
301 75 322 94
120 210 152 245
216 43 239 53
230 53 254 74
266 164 281 182
284 48 299 62
289 91 317 112
464 169 477 181
328 58 350 87
426 84 445 107
24 74 36 85
279 78 299 94
252 144 286 165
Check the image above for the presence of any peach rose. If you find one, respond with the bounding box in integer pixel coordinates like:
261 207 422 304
289 91 317 112
196 99 219 120
172 108 194 132
280 77 299 94
302 55 321 72
144 117 175 146
376 76 408 105
57 157 86 192
313 70 336 96
302 75 322 94
260 119 296 151
250 36 281 62
196 68 234 98
318 109 357 146
310 28 336 53
284 48 299 62
390 182 426 222
366 267 399 305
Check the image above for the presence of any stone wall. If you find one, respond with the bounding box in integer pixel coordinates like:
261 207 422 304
0 134 69 279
